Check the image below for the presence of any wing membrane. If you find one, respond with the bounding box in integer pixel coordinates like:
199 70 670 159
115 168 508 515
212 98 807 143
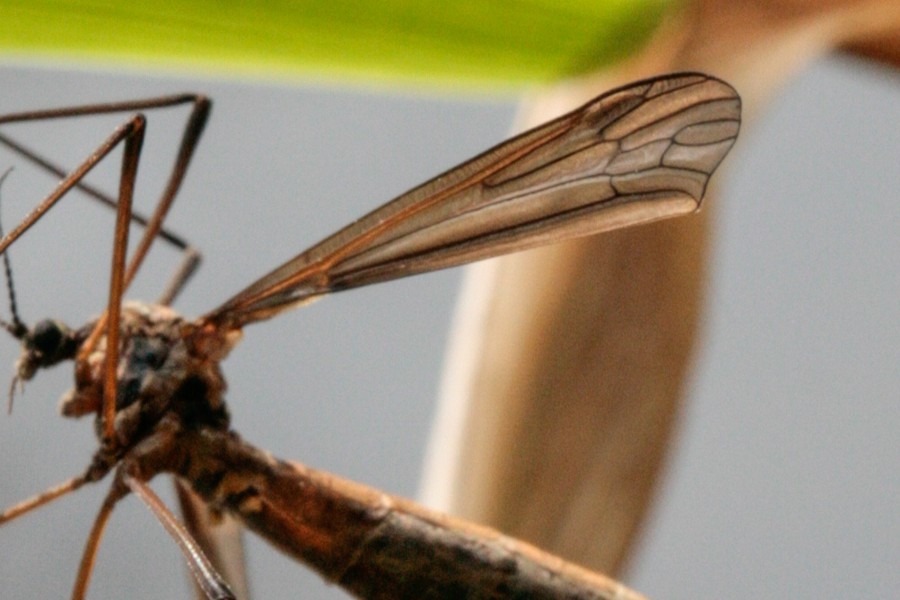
203 73 740 329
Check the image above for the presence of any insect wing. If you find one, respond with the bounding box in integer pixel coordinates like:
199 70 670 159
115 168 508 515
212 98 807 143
204 73 740 328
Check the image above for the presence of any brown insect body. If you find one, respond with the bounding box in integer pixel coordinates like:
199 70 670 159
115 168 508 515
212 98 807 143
18 301 641 598
181 430 640 599
13 303 232 479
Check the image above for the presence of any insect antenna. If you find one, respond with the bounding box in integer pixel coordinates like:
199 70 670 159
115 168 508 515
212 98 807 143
0 167 30 413
0 167 26 340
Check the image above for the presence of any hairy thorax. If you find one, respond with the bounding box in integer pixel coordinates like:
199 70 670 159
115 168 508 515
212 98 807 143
16 302 241 453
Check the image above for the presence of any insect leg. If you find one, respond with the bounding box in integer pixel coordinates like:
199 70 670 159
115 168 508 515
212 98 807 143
156 246 201 307
119 96 211 305
70 477 128 600
96 115 144 444
0 474 89 525
126 475 235 600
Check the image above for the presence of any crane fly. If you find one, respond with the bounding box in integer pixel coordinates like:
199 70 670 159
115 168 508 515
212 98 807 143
0 73 740 599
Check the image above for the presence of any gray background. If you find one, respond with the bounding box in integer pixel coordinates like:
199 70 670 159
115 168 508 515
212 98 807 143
0 58 896 598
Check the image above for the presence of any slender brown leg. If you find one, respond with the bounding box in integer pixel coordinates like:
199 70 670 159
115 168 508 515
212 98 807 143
0 94 207 126
70 479 129 600
120 96 210 299
62 471 235 600
98 116 144 444
127 475 236 600
157 246 202 307
0 475 89 525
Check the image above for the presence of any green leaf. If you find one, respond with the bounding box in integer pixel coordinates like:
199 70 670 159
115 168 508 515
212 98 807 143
0 1 674 89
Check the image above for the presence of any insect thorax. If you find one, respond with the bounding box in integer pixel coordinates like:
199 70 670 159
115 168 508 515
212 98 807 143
19 301 237 452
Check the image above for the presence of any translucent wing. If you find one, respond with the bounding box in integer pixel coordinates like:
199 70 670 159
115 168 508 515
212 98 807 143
203 73 740 329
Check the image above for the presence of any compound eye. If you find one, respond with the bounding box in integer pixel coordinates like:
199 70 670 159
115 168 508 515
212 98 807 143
29 319 68 357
